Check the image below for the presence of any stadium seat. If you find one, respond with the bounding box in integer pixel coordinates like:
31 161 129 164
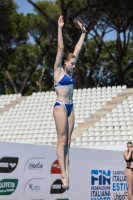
0 86 131 147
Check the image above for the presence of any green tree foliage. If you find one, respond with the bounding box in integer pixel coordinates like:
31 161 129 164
0 0 54 95
0 0 30 94
0 0 16 37
91 0 133 85
27 0 102 88
28 0 133 88
0 0 133 95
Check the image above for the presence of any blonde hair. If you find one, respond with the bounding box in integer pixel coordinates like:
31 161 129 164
62 53 76 68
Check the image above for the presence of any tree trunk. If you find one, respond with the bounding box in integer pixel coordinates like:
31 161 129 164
5 69 18 94
0 55 18 94
117 61 124 85
19 54 44 94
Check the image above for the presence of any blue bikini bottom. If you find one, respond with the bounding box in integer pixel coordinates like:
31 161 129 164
54 101 73 117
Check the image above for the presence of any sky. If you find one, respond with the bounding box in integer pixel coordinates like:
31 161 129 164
15 0 116 41
15 0 53 15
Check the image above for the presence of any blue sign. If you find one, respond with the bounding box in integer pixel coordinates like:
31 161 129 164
91 170 111 200
91 170 111 185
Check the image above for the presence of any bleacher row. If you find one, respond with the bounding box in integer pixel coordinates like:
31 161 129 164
0 85 131 146
0 94 21 108
74 92 133 146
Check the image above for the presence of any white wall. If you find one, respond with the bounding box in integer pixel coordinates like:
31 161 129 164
0 141 127 200
82 145 126 151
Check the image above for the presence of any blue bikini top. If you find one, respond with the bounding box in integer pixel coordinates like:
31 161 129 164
54 74 75 88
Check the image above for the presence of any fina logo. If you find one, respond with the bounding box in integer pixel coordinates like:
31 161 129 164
91 170 111 185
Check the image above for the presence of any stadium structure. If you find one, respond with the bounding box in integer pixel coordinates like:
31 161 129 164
0 85 132 147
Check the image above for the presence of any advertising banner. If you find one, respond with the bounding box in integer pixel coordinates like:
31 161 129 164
90 165 127 200
0 141 126 200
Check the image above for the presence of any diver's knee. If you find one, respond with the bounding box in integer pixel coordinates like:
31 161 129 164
58 136 68 146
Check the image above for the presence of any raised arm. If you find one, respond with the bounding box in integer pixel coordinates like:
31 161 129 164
123 150 132 161
73 21 87 63
54 15 64 71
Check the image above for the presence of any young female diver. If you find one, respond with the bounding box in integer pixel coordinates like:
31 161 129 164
124 141 133 200
53 15 86 189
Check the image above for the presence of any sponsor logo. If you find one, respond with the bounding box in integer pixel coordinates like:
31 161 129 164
51 160 69 174
28 162 43 170
50 179 66 194
23 178 44 194
0 157 18 173
29 183 41 192
24 158 45 172
10 163 16 168
51 160 61 174
0 179 18 195
113 192 127 200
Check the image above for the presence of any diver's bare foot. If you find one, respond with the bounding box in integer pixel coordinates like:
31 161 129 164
66 174 69 182
61 176 69 189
